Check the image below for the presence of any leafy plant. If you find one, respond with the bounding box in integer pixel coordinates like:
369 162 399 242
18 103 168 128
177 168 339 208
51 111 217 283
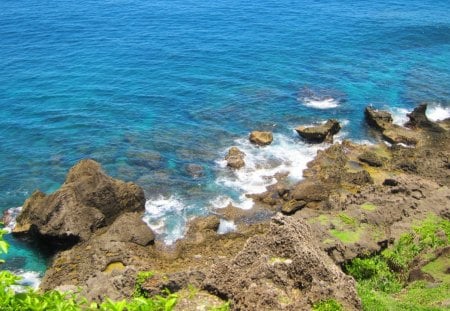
312 299 344 311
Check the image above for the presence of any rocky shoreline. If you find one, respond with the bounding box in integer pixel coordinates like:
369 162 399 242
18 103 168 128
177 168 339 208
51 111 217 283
5 104 450 310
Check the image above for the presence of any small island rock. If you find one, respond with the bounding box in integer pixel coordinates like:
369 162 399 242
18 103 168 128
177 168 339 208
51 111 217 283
295 119 341 143
249 131 273 146
225 147 246 169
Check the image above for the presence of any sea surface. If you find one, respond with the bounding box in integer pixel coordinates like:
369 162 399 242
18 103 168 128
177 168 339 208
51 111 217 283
1 0 450 280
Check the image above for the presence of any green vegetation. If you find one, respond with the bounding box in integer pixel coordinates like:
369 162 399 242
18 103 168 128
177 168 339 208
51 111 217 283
208 301 230 311
134 271 155 298
338 213 357 226
312 299 344 311
345 214 450 310
360 202 377 212
0 224 177 311
330 228 362 244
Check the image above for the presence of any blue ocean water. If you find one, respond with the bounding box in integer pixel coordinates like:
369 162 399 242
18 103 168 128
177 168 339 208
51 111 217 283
1 0 450 275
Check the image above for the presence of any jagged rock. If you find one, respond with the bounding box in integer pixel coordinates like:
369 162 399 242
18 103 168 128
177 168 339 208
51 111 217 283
291 181 330 204
358 151 384 167
249 131 273 146
102 212 155 246
383 178 399 186
344 170 374 185
203 214 361 310
382 128 418 145
281 199 306 214
13 159 145 248
295 119 341 143
185 164 204 178
365 106 393 130
405 103 443 132
225 147 245 169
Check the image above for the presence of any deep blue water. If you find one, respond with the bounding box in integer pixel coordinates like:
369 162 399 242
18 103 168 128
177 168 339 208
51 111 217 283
1 0 450 274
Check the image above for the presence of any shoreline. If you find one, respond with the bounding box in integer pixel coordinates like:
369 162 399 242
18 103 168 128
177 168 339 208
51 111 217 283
3 103 450 310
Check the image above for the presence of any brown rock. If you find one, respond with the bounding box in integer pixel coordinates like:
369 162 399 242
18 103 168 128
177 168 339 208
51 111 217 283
249 131 273 146
203 214 361 310
295 119 341 143
14 159 145 248
102 212 155 246
358 151 384 167
225 147 245 169
405 103 443 132
365 106 393 130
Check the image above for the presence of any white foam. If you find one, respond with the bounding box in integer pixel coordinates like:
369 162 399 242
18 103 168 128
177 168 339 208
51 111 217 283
391 107 410 126
11 270 41 292
2 206 22 233
302 97 339 109
427 104 450 121
142 196 189 245
215 133 324 210
391 104 450 126
217 219 237 234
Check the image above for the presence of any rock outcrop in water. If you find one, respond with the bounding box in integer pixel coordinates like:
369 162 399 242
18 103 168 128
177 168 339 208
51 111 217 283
225 146 246 169
249 131 273 146
295 119 341 143
13 159 146 249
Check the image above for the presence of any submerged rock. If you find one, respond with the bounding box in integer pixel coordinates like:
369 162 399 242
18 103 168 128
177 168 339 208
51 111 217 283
295 119 341 143
225 146 246 169
13 159 145 249
249 131 273 146
185 164 204 178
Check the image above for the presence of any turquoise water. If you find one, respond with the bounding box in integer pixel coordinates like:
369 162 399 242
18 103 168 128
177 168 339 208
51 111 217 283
1 0 450 274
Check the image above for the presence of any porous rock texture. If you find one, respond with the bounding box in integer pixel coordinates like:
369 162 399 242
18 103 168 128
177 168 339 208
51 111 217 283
204 214 361 310
13 159 145 248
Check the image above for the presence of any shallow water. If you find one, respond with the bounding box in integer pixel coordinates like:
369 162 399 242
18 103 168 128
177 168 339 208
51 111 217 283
1 0 449 273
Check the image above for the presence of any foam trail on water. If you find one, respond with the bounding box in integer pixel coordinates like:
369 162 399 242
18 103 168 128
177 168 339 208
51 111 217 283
2 206 22 233
143 196 189 245
213 133 324 210
301 97 339 109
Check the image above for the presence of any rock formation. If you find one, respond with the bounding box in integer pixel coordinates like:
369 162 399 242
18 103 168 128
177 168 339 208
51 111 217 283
225 147 246 169
249 131 273 146
13 159 146 248
295 119 341 143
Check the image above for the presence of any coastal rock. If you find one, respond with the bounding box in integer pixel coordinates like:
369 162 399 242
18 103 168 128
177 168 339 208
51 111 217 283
249 131 273 146
358 151 384 167
295 119 341 143
13 159 145 248
225 147 245 169
102 212 155 246
382 128 418 146
203 214 361 310
365 106 393 130
405 103 443 132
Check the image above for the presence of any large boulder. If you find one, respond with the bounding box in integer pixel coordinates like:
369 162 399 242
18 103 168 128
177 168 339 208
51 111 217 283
249 131 273 146
295 119 341 143
13 159 146 248
203 214 361 310
365 106 393 130
102 212 155 246
225 147 245 169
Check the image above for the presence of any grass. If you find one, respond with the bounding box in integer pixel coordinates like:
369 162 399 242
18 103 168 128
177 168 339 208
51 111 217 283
361 202 377 212
338 213 357 226
312 299 344 311
421 256 450 283
345 214 450 310
330 228 362 244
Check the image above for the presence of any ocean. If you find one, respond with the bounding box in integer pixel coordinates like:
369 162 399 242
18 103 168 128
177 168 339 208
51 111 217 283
1 0 450 282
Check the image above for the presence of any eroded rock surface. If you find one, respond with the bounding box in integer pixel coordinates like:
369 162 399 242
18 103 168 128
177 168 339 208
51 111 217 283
13 159 145 248
249 131 273 146
203 214 361 310
295 119 341 143
225 147 246 169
